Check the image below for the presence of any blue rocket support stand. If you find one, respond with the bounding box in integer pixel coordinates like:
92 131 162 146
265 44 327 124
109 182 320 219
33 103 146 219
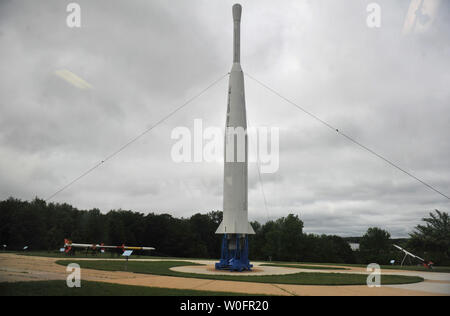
215 234 252 272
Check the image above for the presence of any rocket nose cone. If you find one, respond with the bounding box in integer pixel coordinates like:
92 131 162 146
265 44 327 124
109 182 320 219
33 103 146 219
233 4 242 21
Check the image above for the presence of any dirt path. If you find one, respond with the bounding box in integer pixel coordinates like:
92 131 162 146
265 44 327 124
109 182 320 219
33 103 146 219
0 254 447 296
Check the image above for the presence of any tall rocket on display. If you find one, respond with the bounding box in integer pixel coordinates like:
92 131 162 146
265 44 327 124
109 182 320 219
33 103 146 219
215 4 254 272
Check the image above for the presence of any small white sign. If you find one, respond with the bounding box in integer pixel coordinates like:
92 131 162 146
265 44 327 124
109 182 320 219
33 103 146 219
122 250 133 257
60 248 66 253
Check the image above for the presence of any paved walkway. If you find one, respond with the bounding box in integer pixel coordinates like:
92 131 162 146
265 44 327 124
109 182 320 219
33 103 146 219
0 254 448 296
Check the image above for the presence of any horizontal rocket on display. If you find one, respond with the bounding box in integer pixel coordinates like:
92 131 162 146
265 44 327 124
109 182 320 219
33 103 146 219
63 239 155 253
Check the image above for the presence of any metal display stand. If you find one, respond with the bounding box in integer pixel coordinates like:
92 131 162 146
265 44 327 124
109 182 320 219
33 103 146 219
215 234 252 272
122 250 133 271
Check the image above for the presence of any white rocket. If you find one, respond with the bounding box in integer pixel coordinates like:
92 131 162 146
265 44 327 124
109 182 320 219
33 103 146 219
63 239 155 253
216 4 255 236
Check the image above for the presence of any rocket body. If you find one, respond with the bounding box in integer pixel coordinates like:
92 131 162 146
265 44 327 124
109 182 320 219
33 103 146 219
216 4 254 235
64 240 155 251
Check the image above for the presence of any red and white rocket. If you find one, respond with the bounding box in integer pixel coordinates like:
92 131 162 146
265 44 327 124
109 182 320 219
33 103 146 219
63 239 154 253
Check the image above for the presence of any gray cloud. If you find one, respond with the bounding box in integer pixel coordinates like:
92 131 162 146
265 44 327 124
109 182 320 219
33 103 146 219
0 0 449 238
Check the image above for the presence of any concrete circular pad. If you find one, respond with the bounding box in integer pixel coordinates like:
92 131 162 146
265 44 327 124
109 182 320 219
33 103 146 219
170 264 300 276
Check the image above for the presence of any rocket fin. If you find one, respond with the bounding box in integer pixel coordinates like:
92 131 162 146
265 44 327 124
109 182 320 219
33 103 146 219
215 220 255 235
247 222 255 235
215 221 225 234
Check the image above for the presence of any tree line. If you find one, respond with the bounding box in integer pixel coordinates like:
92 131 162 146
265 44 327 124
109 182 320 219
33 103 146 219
0 197 448 265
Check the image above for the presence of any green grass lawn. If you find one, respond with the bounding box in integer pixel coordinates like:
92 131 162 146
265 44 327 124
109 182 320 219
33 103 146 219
14 251 208 262
260 263 349 270
55 260 424 286
0 280 254 296
13 251 449 273
279 261 450 273
15 251 160 260
16 251 450 273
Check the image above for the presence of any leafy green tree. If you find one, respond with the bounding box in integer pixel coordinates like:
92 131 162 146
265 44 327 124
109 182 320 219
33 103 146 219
318 235 355 263
189 212 221 258
248 221 263 259
359 227 392 264
277 214 304 261
0 197 371 264
258 220 280 261
408 210 450 265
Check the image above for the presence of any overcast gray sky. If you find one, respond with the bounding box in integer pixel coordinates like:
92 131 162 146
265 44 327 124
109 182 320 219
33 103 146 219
0 0 449 237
